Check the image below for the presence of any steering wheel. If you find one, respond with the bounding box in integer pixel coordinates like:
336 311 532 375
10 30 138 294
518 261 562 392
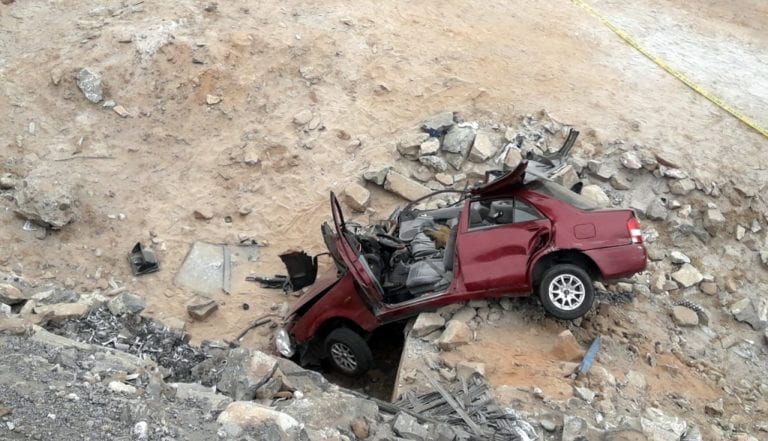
375 233 406 249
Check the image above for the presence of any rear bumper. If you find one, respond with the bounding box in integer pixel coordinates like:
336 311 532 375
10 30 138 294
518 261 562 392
584 244 647 280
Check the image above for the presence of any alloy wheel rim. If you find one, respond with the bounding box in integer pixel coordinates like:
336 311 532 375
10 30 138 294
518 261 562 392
330 342 358 372
548 274 586 311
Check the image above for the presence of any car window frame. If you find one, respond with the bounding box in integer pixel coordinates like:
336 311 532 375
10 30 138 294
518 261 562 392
466 197 545 231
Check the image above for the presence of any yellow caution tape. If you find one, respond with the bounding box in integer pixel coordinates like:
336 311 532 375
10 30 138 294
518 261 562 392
570 0 768 139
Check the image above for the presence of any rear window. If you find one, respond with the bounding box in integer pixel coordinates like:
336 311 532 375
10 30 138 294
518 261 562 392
529 180 598 211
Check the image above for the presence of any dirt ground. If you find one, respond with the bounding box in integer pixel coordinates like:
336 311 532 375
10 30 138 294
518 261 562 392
2 0 767 424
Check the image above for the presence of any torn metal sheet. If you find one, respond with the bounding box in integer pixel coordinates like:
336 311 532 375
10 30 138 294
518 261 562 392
176 242 259 295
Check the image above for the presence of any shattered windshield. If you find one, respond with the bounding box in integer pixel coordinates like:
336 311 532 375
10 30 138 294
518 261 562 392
529 179 599 211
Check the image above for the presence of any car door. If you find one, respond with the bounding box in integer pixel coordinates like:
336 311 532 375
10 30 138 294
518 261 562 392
330 192 385 309
456 196 550 293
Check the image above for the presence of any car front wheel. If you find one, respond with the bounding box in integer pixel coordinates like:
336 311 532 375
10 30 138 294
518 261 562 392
324 328 372 377
539 264 595 320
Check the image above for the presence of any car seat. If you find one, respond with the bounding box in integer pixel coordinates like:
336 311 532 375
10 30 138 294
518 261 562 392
405 227 457 294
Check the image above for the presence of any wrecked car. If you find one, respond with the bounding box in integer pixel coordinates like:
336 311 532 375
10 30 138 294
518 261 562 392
274 161 647 376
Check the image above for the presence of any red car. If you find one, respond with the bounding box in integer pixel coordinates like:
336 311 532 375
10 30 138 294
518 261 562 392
274 162 647 376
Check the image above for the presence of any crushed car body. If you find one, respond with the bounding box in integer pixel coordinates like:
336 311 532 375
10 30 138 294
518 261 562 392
273 160 647 376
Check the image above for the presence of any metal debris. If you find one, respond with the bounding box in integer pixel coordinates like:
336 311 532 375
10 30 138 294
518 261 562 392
394 371 537 441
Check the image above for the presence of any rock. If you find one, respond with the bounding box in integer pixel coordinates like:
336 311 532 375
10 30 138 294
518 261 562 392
411 166 434 183
0 284 26 306
412 312 445 338
50 67 62 86
562 415 589 441
193 208 214 220
422 111 454 134
645 199 668 221
551 330 584 362
343 182 370 212
108 381 137 395
669 178 696 195
504 147 523 169
580 185 610 208
441 126 475 154
626 370 647 390
362 166 390 186
419 138 441 156
455 361 485 381
699 281 717 295
759 251 768 268
671 264 703 288
107 292 146 316
589 161 618 181
0 315 31 335
669 251 690 264
550 164 580 190
610 174 631 191
574 386 595 403
14 167 78 229
351 417 369 440
205 94 221 105
187 296 218 321
397 131 430 160
468 132 498 163
703 208 726 235
731 297 768 330
0 304 10 315
704 398 723 417
393 412 429 441
640 408 687 441
112 105 131 118
450 306 476 322
620 151 643 170
217 401 300 439
436 320 471 350
434 173 453 186
76 68 103 103
671 306 699 327
736 225 746 241
419 155 448 172
293 109 313 125
33 303 90 323
662 167 688 179
171 382 231 410
217 348 278 401
384 171 432 201
538 414 559 432
0 173 16 189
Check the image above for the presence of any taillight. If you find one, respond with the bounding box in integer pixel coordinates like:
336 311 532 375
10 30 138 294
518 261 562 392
628 217 643 244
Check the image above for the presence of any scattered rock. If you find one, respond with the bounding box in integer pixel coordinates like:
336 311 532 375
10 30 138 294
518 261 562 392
351 417 369 440
293 109 313 126
418 155 448 172
671 306 699 327
411 166 434 183
640 407 687 441
736 225 746 241
383 171 432 201
450 306 476 322
468 132 498 163
434 173 453 186
217 348 278 400
436 319 471 350
574 386 595 403
441 126 475 154
393 412 429 441
75 68 103 103
551 330 584 362
561 415 590 441
217 401 300 439
0 173 16 190
759 251 768 268
699 281 717 295
419 137 441 156
108 381 137 395
397 131 430 160
412 312 445 338
580 185 610 208
193 208 214 220
14 167 78 229
455 361 485 381
362 166 390 186
669 251 690 264
33 302 90 323
619 151 643 170
610 174 631 190
552 164 580 189
504 147 523 169
669 178 696 195
704 398 724 417
112 105 132 118
0 284 26 306
671 264 703 288
187 295 218 321
50 67 62 86
107 292 146 316
205 94 221 105
703 207 726 236
730 297 768 330
645 199 668 221
343 182 370 212
421 111 454 134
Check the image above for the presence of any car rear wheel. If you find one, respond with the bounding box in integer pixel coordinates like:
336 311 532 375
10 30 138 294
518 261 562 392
324 328 372 377
539 264 594 320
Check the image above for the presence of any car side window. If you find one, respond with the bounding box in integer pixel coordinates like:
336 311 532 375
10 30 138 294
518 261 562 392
469 198 541 229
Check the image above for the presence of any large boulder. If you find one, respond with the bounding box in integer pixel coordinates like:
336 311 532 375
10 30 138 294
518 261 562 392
383 171 432 201
436 320 471 350
411 312 445 338
107 292 146 316
14 167 79 229
551 330 584 361
640 408 687 441
217 349 279 401
217 401 301 440
731 297 768 330
0 284 27 306
671 264 703 288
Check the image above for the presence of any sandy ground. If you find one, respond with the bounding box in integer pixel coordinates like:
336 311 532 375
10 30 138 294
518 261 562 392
2 2 768 423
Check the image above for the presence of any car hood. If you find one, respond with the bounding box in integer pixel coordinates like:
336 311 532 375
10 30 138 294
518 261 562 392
286 272 340 317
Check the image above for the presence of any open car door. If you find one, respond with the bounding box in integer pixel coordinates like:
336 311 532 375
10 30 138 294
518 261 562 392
470 161 527 199
330 192 385 308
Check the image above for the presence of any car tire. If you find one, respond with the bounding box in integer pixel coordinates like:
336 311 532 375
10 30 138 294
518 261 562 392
324 328 372 377
539 264 594 320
